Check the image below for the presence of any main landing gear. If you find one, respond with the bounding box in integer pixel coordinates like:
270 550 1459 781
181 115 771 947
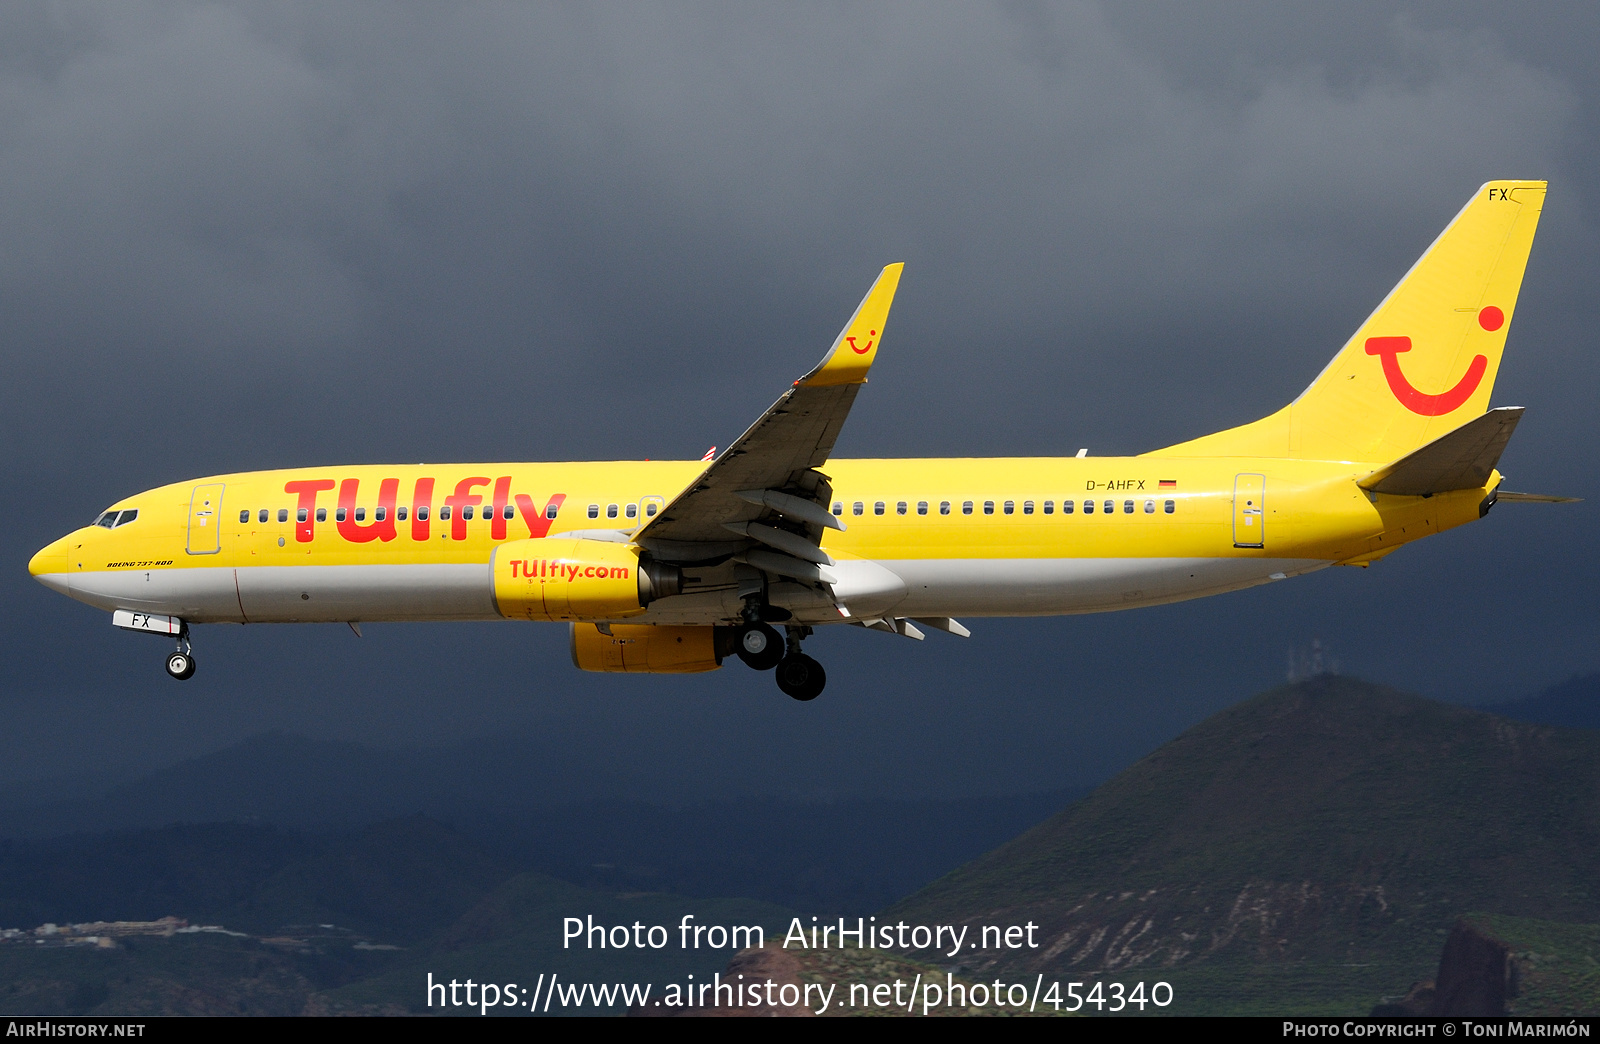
735 621 784 671
164 630 196 681
774 648 825 702
734 608 825 701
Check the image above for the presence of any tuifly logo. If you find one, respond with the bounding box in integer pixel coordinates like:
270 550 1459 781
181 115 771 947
1365 337 1488 417
845 329 877 355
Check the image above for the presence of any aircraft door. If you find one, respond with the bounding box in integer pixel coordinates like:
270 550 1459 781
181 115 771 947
187 483 225 555
1232 473 1265 549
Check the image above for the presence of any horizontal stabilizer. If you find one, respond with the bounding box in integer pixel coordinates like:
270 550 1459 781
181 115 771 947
1495 491 1583 504
1360 407 1524 496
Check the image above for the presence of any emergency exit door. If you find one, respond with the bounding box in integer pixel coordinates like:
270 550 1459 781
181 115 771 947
187 483 225 555
1233 473 1265 549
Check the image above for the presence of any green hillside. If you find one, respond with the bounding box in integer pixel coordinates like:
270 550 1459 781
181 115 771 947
888 676 1600 1015
1464 914 1600 1016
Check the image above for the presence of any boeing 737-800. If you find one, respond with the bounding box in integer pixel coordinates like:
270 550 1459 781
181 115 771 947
29 181 1566 700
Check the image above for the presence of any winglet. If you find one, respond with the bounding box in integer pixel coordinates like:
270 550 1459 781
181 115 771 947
799 263 904 387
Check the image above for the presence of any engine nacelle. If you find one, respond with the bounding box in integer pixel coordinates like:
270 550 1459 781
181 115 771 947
570 623 723 674
491 538 679 622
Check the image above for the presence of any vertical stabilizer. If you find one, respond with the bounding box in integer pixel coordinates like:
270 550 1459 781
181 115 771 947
1152 181 1545 463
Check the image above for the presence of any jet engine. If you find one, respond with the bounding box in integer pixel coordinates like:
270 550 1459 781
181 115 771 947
491 537 680 621
570 622 724 674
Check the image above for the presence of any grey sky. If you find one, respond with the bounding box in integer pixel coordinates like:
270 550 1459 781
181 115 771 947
4 2 1596 794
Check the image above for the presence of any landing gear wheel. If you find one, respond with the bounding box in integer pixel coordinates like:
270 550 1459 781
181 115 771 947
165 651 196 681
736 622 784 671
775 654 825 701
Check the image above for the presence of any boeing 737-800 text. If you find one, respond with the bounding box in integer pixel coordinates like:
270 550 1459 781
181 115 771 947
29 181 1567 700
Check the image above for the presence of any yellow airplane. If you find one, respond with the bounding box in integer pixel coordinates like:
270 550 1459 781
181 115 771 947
29 181 1567 700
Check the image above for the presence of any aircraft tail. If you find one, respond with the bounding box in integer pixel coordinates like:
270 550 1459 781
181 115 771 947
1152 181 1546 463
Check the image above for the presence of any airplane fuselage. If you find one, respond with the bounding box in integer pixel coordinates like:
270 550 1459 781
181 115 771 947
31 455 1489 628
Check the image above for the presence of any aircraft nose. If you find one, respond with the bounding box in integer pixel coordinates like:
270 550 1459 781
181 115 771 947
28 537 70 591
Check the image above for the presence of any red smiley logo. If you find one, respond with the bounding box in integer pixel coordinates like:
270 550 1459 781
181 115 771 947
1363 308 1501 417
846 329 877 355
1365 337 1487 416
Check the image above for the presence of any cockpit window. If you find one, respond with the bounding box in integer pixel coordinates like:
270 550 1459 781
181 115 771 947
95 509 138 528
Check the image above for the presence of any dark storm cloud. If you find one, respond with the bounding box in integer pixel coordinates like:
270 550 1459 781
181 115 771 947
2 3 1596 791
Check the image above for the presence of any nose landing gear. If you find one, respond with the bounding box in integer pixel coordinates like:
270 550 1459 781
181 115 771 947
164 630 196 681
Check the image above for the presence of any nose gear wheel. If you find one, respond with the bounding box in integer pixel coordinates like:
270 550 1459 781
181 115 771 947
165 651 196 680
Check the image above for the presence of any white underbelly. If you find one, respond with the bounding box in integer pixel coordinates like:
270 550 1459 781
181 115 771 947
59 563 498 623
882 557 1329 616
57 555 1329 627
638 556 1329 625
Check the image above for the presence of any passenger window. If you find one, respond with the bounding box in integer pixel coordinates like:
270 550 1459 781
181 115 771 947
355 507 367 522
1083 500 1094 514
336 507 348 522
462 506 474 520
258 509 268 523
398 507 408 521
440 506 451 520
278 509 289 523
316 508 327 523
1003 500 1014 515
1165 499 1176 514
418 507 429 521
1104 500 1114 514
1062 499 1074 514
1023 500 1034 515
1123 500 1134 514
896 501 907 515
1043 500 1053 515
607 504 618 519
239 509 250 523
549 503 561 519
587 504 599 519
298 508 308 523
853 502 864 516
874 502 885 515
940 501 951 515
643 503 655 517
626 503 637 518
962 501 973 515
917 501 928 515
983 501 994 515
1144 500 1154 514
832 502 843 516
376 507 386 522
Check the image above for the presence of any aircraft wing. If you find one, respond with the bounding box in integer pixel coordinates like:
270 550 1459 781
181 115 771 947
633 264 903 570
